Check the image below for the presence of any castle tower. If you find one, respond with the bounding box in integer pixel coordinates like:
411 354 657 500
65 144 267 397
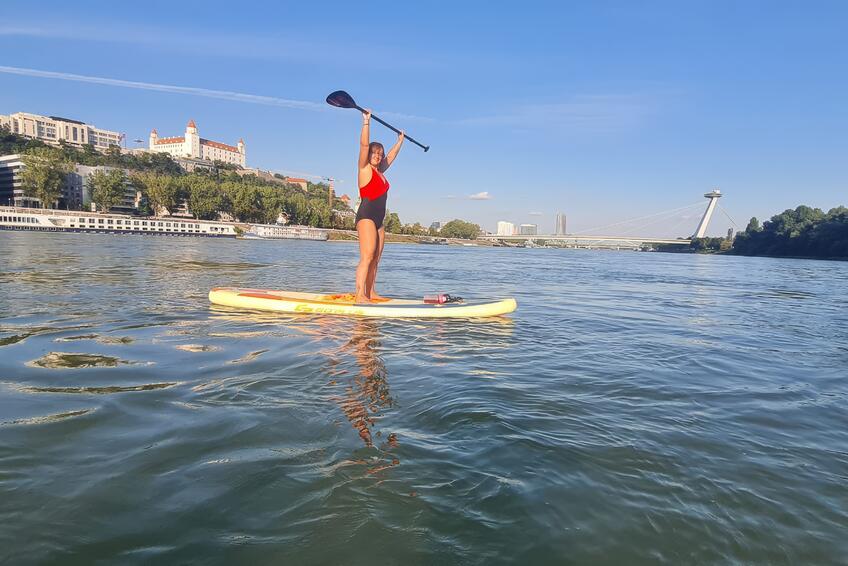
693 189 722 238
238 138 246 165
148 128 158 149
185 119 200 158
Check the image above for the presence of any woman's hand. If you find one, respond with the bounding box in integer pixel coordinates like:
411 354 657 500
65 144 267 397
398 130 405 141
362 109 372 124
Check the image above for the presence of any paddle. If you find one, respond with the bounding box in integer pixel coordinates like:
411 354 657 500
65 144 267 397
326 90 430 152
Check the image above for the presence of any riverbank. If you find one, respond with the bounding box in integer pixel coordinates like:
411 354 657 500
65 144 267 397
327 229 494 246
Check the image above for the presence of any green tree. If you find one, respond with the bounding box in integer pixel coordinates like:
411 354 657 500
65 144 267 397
132 171 181 215
401 222 428 236
745 217 761 232
309 200 332 228
20 147 73 208
88 169 127 212
185 175 224 220
440 219 481 239
222 181 262 222
384 211 402 233
259 186 287 224
280 193 308 225
733 204 847 259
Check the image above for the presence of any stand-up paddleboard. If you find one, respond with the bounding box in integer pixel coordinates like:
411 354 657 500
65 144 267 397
209 288 517 318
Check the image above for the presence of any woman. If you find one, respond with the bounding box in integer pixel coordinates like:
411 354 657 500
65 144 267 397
354 109 404 303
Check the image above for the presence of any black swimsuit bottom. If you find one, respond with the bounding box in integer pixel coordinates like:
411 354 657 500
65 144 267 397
355 193 387 230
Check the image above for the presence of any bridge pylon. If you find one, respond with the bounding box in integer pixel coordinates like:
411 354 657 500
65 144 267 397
693 189 722 238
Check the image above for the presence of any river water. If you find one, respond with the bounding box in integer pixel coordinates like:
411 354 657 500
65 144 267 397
1 232 846 564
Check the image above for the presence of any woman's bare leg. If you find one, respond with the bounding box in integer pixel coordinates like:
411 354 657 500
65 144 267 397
355 220 378 303
366 227 386 300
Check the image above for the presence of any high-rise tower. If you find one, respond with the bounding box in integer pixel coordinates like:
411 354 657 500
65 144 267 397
693 189 722 238
555 212 567 235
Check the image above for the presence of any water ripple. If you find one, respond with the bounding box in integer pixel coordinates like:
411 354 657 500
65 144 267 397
0 233 847 564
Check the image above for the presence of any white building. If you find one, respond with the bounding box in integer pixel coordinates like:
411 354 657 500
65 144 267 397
0 155 138 211
555 212 567 235
496 220 515 236
0 154 26 206
519 223 538 236
0 112 123 150
149 120 245 167
70 165 140 212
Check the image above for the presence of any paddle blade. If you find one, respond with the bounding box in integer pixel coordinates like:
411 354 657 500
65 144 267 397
326 90 357 109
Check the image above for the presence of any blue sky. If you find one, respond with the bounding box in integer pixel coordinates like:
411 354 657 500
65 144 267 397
1 0 845 236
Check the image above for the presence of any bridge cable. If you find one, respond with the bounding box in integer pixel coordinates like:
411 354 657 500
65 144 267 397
574 201 705 235
615 207 703 237
666 213 697 238
717 204 738 228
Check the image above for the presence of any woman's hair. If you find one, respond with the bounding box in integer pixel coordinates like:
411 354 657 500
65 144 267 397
368 142 387 172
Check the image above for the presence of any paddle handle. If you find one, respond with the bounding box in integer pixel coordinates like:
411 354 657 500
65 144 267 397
357 105 429 152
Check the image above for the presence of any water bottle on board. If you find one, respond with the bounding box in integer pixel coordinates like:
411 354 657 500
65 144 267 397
424 293 463 304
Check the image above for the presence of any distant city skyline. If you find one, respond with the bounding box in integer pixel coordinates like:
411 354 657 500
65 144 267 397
2 2 846 237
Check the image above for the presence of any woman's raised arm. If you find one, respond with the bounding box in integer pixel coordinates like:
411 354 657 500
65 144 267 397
358 110 372 169
385 131 405 169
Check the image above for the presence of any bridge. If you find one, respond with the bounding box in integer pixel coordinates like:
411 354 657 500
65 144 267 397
480 190 732 248
478 234 692 246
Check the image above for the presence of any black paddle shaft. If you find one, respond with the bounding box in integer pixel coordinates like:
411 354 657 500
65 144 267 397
326 90 429 152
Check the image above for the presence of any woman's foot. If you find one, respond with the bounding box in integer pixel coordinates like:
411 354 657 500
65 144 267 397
354 293 370 304
368 292 388 302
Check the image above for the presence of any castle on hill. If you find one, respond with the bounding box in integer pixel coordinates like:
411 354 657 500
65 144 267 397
149 119 245 167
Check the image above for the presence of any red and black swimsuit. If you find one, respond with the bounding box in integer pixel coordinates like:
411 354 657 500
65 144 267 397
356 166 390 229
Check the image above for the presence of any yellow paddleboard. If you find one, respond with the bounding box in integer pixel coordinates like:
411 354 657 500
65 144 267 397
208 288 517 318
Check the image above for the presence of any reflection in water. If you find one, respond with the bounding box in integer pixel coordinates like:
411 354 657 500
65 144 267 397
334 319 393 448
3 408 94 426
20 383 177 394
207 306 516 478
26 352 133 369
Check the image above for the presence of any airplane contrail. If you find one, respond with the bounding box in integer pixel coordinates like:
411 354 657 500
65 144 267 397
0 65 324 111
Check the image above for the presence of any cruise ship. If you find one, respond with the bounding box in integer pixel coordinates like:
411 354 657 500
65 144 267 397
242 224 328 241
0 206 237 237
0 206 328 240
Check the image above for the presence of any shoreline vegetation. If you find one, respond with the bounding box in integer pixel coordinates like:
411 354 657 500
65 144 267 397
0 127 481 239
659 205 848 260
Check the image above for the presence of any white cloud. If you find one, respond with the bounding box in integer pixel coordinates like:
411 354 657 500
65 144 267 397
0 65 435 122
0 65 324 110
469 192 491 200
457 93 661 133
528 211 544 216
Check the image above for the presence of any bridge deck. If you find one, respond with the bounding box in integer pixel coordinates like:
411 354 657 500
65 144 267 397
480 235 692 245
